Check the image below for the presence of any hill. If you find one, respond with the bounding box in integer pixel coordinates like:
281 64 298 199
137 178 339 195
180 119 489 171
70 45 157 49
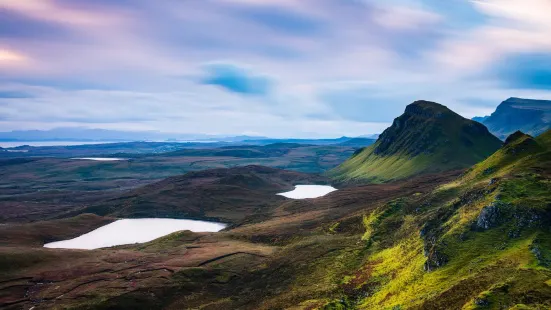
0 143 358 223
337 137 376 147
79 165 329 224
330 100 503 183
163 143 306 158
476 97 551 140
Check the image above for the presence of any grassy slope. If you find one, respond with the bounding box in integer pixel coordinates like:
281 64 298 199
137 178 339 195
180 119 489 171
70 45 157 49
320 130 551 309
330 101 502 184
328 148 434 183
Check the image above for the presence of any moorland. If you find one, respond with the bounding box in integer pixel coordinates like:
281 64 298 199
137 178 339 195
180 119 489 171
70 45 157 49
1 100 551 310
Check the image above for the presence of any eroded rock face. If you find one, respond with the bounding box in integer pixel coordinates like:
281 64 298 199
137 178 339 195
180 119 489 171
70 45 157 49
475 200 545 238
474 297 490 307
509 210 543 238
423 248 448 272
530 241 550 267
476 203 501 230
421 223 449 272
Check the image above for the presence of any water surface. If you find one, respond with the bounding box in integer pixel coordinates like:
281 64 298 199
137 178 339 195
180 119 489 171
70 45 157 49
44 218 226 250
277 185 337 199
72 157 127 161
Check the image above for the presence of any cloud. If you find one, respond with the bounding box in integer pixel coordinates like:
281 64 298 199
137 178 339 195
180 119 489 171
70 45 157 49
200 63 273 96
425 0 551 76
0 10 73 40
1 0 551 137
0 0 125 26
318 83 409 122
228 4 326 35
493 53 551 90
0 83 388 137
0 90 34 99
0 49 27 63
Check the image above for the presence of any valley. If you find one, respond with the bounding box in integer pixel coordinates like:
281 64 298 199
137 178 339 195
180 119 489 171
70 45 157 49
0 142 363 223
1 101 550 310
0 170 461 310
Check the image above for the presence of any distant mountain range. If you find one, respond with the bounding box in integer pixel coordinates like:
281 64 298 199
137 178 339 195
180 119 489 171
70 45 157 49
0 128 269 142
474 97 551 140
243 136 375 146
0 128 378 146
330 100 502 183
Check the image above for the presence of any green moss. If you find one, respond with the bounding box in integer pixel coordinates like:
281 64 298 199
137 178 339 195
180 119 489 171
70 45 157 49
323 298 353 310
329 222 341 234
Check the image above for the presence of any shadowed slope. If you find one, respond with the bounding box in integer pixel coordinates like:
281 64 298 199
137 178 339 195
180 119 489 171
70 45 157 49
478 97 551 140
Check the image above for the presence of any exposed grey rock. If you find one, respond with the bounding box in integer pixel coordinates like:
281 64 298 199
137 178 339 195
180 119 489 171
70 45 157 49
483 167 496 175
530 241 550 267
476 203 501 230
508 228 521 239
423 249 448 272
474 297 490 307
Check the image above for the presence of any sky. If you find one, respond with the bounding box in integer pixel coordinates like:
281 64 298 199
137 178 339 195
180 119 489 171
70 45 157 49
0 0 550 138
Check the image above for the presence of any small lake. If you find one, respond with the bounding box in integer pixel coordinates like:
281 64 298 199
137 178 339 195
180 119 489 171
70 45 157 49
72 157 127 161
44 218 227 250
277 185 337 199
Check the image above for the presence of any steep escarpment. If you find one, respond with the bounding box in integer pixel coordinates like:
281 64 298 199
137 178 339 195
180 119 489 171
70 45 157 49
330 101 502 183
477 97 551 140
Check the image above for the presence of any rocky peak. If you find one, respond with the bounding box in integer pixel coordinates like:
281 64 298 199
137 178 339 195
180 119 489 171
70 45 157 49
504 131 531 146
374 100 488 157
502 131 543 156
404 100 452 119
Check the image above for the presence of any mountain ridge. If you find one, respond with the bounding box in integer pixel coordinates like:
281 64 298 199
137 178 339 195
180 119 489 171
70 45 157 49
476 97 551 140
330 100 502 183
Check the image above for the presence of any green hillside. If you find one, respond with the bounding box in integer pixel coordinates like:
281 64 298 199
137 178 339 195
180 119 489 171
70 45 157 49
330 101 503 183
320 129 551 309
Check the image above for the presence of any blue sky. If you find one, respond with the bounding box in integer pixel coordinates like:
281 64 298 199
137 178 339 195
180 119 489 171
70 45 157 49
0 0 550 137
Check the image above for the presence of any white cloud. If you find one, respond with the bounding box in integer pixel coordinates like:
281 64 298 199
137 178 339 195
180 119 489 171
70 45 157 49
1 0 550 136
426 0 551 76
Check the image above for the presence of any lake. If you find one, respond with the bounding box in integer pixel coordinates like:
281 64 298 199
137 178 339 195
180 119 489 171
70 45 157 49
44 218 227 250
277 185 337 199
72 157 127 161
